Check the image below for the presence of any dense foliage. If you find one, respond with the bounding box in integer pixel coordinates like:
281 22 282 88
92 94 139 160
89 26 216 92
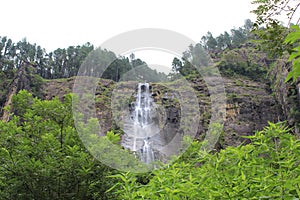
0 37 94 79
0 37 167 82
109 122 300 199
2 91 299 199
284 25 300 82
171 19 271 82
0 1 299 199
251 0 300 82
0 91 117 199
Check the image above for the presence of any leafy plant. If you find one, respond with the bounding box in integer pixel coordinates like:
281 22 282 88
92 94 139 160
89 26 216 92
0 91 117 199
284 25 300 82
106 130 121 144
110 122 300 199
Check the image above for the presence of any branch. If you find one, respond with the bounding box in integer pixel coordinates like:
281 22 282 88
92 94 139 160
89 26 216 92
288 2 300 25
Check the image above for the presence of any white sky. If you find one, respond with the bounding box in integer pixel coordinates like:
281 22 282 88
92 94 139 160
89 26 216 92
1 0 256 72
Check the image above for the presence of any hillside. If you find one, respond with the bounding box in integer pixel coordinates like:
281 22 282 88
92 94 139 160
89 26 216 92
1 33 299 146
39 74 281 149
1 7 300 198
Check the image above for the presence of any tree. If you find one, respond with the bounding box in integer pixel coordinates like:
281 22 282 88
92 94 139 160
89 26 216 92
252 0 300 26
244 19 254 34
216 31 232 50
129 53 135 61
201 32 218 51
231 28 247 47
16 38 37 65
171 43 211 78
251 0 300 56
0 91 117 199
102 57 132 81
0 36 16 77
172 57 182 72
251 0 300 81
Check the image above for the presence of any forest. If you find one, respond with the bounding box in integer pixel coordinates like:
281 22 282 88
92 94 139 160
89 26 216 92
0 0 300 199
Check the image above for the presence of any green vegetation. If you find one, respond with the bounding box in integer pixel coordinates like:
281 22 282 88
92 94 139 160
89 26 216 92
0 1 299 199
0 91 117 199
109 122 300 199
107 1 300 199
285 25 300 82
0 37 166 82
1 91 299 199
251 0 300 82
170 19 270 82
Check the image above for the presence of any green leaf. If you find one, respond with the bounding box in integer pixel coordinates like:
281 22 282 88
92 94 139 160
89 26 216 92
288 47 300 61
284 25 300 44
285 71 294 82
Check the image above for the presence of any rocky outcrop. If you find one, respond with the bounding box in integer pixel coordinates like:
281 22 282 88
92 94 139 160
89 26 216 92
1 62 38 121
269 59 300 137
166 77 282 148
41 76 282 148
222 78 282 146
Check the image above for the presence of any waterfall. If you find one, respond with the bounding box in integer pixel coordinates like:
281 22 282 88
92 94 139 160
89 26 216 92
141 139 155 164
123 83 156 164
133 83 151 127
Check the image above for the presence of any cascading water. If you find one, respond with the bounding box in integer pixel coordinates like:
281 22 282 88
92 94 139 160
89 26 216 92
141 139 155 164
123 83 156 164
133 83 151 128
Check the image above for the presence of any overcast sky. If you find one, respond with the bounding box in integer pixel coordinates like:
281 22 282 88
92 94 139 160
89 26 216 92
1 0 257 71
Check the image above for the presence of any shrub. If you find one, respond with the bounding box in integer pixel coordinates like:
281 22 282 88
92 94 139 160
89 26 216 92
110 122 300 199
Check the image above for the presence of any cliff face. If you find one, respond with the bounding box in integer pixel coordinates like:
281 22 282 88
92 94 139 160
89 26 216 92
269 59 300 137
184 77 282 147
41 76 282 148
0 69 284 148
222 78 282 146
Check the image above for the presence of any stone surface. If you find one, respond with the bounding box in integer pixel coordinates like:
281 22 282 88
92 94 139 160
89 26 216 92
269 59 300 137
41 76 283 149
